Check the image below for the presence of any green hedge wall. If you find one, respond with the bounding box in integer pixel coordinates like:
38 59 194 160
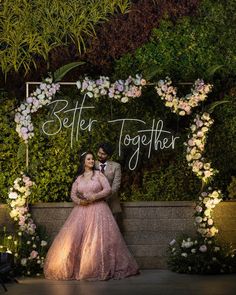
0 85 202 203
114 0 236 84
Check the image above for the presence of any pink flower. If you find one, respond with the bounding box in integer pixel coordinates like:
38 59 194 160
195 119 203 128
30 250 38 259
134 89 141 97
188 139 195 146
140 79 146 86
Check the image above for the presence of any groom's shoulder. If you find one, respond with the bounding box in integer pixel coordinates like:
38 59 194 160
108 160 121 168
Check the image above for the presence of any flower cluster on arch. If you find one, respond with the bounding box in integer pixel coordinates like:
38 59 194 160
155 77 212 116
15 78 60 143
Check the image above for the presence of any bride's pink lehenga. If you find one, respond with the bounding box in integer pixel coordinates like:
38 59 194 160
44 171 139 280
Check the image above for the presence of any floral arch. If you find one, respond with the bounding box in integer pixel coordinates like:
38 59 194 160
4 72 235 275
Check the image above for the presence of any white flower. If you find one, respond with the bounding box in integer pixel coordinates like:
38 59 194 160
86 92 93 98
195 205 202 212
199 245 207 252
9 192 18 199
195 216 202 223
41 240 47 247
182 240 194 248
181 253 188 257
10 209 18 218
209 226 218 236
204 209 211 217
76 81 81 89
211 191 219 198
121 96 129 103
38 94 45 100
207 219 214 225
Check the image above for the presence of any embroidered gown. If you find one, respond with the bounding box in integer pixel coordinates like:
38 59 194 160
44 170 139 280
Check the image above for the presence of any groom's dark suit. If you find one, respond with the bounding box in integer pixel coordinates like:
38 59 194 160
95 160 121 214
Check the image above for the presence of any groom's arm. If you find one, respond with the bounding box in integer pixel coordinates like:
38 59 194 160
111 162 121 195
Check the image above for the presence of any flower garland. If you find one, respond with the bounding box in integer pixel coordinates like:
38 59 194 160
15 78 60 143
185 112 217 183
155 77 212 116
156 77 236 273
184 112 222 238
4 173 48 275
195 188 222 238
76 75 146 103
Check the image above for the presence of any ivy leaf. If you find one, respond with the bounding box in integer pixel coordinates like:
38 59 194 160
53 62 85 82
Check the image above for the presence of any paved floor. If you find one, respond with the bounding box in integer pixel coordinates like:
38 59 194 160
1 270 236 295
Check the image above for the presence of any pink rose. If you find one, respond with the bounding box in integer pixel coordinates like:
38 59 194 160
30 250 38 259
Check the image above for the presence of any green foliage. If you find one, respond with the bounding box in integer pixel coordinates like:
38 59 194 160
0 98 24 201
113 0 236 200
114 0 236 83
227 177 236 200
168 235 236 274
124 154 201 201
122 147 201 201
206 95 236 194
53 61 85 82
0 0 130 76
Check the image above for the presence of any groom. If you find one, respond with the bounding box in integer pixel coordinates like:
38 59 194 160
95 142 122 221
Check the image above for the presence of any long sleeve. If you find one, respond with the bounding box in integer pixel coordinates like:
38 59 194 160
70 178 80 205
111 163 121 195
93 173 112 201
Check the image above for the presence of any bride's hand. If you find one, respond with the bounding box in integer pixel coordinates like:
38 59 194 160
79 199 92 206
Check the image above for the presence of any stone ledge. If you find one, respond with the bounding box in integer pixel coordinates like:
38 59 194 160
0 200 235 208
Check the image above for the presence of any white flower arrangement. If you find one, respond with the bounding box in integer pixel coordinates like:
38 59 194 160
155 77 212 116
168 235 236 274
185 112 217 183
76 75 146 103
6 173 48 274
15 78 60 143
194 189 222 238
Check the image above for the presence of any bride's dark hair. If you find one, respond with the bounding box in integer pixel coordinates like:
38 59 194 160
76 151 96 177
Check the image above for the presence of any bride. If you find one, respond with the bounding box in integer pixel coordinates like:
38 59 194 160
44 151 139 280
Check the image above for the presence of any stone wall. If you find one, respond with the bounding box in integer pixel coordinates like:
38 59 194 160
0 201 236 269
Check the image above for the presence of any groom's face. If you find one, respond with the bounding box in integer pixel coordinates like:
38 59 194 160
97 148 108 163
